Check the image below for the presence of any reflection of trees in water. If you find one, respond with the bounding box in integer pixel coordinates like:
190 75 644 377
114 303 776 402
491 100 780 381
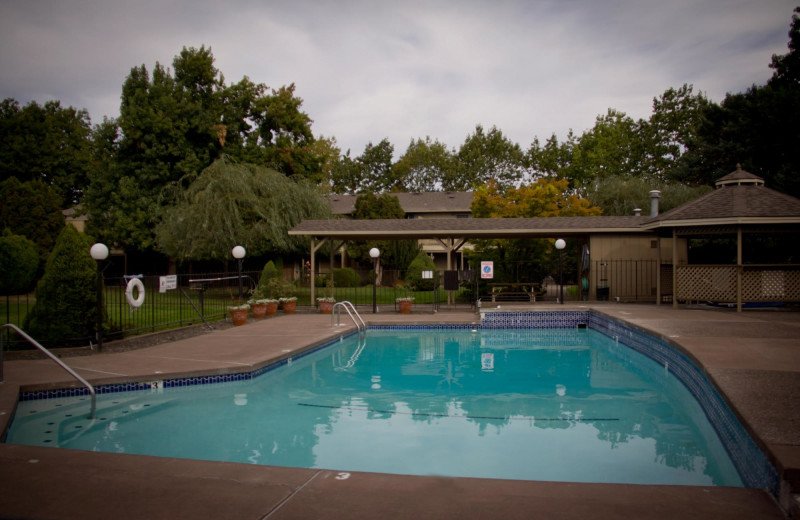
287 328 716 477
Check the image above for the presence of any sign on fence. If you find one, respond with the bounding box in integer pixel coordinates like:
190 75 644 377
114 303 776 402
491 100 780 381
480 261 494 279
159 275 177 293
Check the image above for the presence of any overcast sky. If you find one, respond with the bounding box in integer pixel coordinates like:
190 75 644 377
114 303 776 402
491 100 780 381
0 1 796 156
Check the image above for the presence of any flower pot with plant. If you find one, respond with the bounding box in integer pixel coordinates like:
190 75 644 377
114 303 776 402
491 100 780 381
280 297 297 313
316 278 336 313
228 303 250 325
396 296 414 314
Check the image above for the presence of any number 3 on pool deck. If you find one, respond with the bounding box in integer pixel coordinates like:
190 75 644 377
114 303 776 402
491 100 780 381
335 472 350 480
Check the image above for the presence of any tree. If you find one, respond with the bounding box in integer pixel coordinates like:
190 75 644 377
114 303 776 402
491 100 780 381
0 230 39 295
769 7 800 87
23 225 97 347
0 177 65 262
87 46 322 251
346 192 419 270
583 175 711 216
155 158 331 261
469 178 603 285
448 125 525 191
392 137 454 191
330 139 395 193
405 250 437 291
0 98 93 207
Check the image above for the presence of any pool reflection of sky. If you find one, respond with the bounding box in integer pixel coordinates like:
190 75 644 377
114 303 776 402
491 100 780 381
7 328 742 487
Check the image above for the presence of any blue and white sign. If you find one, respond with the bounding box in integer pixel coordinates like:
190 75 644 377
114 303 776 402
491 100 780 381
480 261 494 279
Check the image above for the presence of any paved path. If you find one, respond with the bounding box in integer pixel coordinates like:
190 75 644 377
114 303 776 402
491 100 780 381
1 304 797 519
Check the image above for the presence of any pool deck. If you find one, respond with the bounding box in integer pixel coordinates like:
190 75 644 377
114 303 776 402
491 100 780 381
0 303 798 519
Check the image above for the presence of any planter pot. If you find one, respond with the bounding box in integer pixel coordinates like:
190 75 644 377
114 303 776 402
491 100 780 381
318 300 335 314
251 303 267 319
397 300 413 314
265 301 278 316
229 308 248 326
282 300 297 314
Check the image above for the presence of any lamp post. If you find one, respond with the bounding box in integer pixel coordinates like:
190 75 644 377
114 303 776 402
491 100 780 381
555 239 566 304
232 246 246 302
369 247 380 313
90 243 109 351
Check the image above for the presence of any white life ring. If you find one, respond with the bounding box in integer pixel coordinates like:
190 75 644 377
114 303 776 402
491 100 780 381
125 278 146 308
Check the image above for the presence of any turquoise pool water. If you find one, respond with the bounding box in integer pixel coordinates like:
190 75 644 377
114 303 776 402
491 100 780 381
7 328 743 486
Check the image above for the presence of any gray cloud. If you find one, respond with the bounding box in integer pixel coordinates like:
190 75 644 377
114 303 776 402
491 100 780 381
0 0 795 156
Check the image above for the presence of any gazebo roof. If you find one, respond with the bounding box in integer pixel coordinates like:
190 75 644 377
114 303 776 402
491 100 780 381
644 166 800 228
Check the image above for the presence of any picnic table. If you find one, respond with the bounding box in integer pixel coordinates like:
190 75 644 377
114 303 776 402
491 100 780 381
487 283 543 302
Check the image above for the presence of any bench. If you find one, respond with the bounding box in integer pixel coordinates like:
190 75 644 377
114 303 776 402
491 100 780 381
487 283 545 303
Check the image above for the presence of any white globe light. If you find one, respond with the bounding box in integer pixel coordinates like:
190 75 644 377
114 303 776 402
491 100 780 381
232 245 246 259
90 243 109 261
369 247 380 259
554 239 566 250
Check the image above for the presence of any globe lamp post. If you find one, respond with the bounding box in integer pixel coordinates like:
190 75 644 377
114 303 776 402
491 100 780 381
369 247 380 313
232 246 246 302
90 243 109 351
555 239 566 304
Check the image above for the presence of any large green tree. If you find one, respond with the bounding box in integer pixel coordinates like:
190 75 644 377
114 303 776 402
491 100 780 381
0 98 92 207
330 139 396 193
86 46 321 251
0 177 64 262
392 137 454 192
448 125 526 191
346 192 419 270
155 158 331 261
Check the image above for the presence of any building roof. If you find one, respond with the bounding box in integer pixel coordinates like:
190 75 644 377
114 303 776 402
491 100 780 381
289 216 648 240
326 191 473 215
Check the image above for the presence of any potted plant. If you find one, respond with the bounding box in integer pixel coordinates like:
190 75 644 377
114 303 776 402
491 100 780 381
396 296 414 314
316 296 336 314
280 296 298 314
227 303 250 325
316 278 336 314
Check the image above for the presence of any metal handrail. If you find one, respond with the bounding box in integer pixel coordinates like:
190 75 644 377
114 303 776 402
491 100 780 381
331 301 366 334
1 324 97 419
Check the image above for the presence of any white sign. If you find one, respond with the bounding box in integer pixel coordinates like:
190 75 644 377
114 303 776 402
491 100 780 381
480 261 494 279
159 275 177 293
481 353 494 371
421 270 434 279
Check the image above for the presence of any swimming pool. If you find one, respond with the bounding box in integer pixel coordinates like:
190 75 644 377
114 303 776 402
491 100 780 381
6 324 759 487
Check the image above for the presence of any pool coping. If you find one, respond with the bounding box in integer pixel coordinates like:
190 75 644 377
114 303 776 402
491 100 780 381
0 305 797 519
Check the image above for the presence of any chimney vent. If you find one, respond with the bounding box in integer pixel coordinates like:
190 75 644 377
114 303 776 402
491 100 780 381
634 208 642 216
649 190 661 217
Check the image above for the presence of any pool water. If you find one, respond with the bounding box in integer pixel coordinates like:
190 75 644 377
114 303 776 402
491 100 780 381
7 328 743 486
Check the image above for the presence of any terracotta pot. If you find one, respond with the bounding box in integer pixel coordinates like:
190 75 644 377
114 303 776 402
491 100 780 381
251 303 267 319
265 301 278 316
397 300 412 314
282 300 297 314
318 300 334 314
229 308 248 326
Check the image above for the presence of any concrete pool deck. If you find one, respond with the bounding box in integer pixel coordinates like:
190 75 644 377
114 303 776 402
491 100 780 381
0 303 797 519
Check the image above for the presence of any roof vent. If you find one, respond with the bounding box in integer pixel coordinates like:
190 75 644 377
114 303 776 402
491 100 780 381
633 208 642 216
649 190 661 217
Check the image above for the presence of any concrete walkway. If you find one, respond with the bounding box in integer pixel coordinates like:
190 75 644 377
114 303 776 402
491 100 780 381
0 304 797 519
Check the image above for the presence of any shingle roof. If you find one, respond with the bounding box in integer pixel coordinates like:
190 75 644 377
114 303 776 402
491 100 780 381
289 216 648 240
645 184 800 226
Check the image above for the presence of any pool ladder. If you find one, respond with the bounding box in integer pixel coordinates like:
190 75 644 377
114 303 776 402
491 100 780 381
1 323 97 419
331 301 366 336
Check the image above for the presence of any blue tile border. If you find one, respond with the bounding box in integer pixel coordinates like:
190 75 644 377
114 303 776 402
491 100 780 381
16 312 779 496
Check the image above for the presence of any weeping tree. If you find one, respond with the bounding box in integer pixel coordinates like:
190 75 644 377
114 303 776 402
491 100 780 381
155 157 331 261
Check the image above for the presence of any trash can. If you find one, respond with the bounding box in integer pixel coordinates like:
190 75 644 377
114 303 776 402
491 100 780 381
596 285 609 301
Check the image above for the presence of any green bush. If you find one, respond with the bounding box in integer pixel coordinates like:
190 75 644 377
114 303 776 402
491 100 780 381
405 251 437 291
333 267 361 287
256 260 281 298
23 226 98 347
0 229 39 295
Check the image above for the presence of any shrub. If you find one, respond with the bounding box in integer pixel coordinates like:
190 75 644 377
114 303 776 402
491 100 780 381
333 267 361 287
256 260 281 298
0 230 39 295
23 226 98 347
405 251 437 291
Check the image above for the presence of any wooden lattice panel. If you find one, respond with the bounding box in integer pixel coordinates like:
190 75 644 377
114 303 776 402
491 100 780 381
743 268 800 302
676 266 736 301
